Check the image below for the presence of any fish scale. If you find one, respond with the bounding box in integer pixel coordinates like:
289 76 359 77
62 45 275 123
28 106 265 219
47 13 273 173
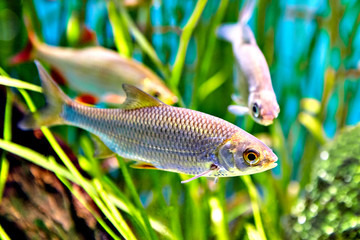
20 61 278 180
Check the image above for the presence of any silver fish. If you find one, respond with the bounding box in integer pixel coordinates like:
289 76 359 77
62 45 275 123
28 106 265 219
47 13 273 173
20 61 278 183
217 0 280 126
11 22 178 105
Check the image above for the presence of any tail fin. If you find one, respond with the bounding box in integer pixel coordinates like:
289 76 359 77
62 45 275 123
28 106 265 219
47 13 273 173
19 61 71 130
238 0 256 25
216 0 256 44
216 23 242 44
9 15 41 65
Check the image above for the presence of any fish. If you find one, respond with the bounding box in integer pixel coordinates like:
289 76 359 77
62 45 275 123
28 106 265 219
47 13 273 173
19 61 278 183
10 21 178 105
217 0 280 126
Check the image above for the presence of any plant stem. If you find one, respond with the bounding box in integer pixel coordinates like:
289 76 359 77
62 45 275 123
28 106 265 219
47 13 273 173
0 224 10 240
116 156 159 240
17 88 137 239
193 0 230 108
114 0 169 79
0 88 12 203
52 159 122 240
170 0 208 89
94 179 138 240
107 0 133 57
241 175 267 240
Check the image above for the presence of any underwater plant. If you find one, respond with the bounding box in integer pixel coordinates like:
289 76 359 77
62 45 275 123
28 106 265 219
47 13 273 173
0 0 359 239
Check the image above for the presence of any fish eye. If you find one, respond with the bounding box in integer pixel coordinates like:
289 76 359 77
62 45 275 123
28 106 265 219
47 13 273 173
252 103 260 118
153 91 160 98
243 149 260 166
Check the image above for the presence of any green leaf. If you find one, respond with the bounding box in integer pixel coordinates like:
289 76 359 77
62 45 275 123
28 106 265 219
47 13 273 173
170 0 208 89
0 76 42 92
298 112 327 144
107 0 133 58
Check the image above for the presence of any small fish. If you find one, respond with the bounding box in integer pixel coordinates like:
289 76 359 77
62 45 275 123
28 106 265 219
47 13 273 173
217 0 280 126
20 61 278 183
10 22 178 105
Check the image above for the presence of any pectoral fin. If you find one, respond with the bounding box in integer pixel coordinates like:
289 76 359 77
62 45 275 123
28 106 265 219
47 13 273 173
228 105 249 116
181 164 219 184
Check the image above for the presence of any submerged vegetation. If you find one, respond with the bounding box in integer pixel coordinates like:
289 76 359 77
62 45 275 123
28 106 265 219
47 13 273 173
0 0 359 239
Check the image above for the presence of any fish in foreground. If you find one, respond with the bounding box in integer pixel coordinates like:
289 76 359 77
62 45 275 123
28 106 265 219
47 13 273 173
10 21 177 105
20 61 278 183
217 0 280 126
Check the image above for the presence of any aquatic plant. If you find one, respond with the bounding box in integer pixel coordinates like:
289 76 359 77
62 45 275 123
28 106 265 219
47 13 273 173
0 0 359 239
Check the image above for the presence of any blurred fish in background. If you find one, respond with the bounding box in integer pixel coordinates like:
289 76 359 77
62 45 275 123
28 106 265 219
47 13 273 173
217 0 280 126
9 9 178 105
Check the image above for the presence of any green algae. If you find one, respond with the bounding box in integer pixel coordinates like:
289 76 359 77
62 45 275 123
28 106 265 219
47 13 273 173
287 124 360 239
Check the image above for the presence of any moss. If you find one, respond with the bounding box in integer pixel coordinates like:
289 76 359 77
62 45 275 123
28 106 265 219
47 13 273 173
287 124 360 239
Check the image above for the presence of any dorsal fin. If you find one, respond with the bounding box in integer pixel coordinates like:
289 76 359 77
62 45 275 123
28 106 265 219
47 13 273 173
121 84 164 109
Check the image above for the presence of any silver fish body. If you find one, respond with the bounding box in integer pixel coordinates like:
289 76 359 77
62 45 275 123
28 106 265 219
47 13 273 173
217 0 280 125
20 61 278 178
65 103 238 176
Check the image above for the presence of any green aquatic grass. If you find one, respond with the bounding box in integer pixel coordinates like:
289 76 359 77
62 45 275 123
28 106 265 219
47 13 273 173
0 137 174 238
116 155 159 240
170 0 208 90
113 0 169 79
0 72 135 238
0 76 42 92
209 195 229 240
1 0 359 239
0 224 10 240
241 175 266 240
0 88 12 204
193 0 230 108
55 172 121 240
198 67 230 102
0 69 171 239
108 0 133 58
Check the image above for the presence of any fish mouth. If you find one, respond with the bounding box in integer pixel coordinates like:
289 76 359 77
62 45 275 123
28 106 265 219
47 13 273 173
265 162 278 170
261 114 277 125
264 152 278 170
260 119 274 126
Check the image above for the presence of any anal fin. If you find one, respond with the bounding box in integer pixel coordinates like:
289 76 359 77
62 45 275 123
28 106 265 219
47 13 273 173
130 162 158 170
91 134 115 159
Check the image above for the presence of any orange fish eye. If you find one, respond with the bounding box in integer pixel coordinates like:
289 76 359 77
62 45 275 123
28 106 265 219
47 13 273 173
243 149 260 166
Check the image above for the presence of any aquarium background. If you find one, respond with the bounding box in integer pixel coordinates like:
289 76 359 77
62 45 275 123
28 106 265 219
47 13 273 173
0 0 359 239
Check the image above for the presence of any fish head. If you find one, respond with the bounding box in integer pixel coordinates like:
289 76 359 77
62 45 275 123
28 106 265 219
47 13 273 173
142 78 178 105
248 90 280 126
217 131 278 175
